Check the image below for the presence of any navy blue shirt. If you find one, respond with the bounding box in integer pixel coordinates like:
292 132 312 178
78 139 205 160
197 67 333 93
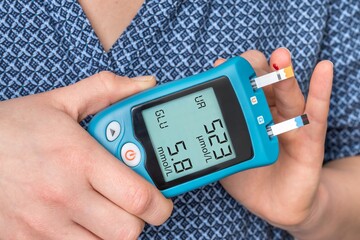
1 0 359 239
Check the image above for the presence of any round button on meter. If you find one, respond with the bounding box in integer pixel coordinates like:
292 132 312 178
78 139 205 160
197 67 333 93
106 121 121 142
121 143 141 167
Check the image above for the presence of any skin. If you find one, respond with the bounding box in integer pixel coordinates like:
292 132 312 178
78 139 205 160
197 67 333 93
0 73 173 239
0 1 359 239
78 0 144 52
217 50 360 239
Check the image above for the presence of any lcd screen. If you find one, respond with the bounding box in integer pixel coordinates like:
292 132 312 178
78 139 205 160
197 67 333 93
142 88 236 182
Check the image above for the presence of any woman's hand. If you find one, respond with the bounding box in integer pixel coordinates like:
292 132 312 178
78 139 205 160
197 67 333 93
0 72 173 239
218 48 333 230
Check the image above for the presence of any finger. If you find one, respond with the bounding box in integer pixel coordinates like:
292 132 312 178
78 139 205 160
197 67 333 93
49 72 156 121
213 51 275 105
86 148 173 226
241 50 271 76
304 60 333 143
72 189 144 240
214 50 270 76
62 223 101 240
214 58 226 67
269 48 305 120
263 85 276 107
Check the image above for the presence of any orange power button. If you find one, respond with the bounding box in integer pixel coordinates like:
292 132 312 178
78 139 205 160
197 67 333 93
125 150 136 161
121 143 141 167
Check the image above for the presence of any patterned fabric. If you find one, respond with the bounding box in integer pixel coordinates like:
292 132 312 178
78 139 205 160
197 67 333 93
0 0 359 239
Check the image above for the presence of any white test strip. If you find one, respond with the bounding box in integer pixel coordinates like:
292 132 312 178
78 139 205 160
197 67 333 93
251 66 294 90
267 114 309 137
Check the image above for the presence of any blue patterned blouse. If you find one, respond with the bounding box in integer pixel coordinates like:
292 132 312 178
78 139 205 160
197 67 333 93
1 0 359 239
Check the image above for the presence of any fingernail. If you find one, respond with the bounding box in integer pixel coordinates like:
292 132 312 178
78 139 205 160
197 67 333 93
327 60 334 67
132 75 156 82
132 75 156 90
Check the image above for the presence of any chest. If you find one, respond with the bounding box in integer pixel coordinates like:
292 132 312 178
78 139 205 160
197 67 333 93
0 0 328 101
78 0 144 52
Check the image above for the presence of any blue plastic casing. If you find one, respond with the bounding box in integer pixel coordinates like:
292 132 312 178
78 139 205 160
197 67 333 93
88 57 279 198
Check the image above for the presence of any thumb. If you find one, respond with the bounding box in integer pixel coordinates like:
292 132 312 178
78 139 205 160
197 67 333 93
50 71 156 121
304 60 333 144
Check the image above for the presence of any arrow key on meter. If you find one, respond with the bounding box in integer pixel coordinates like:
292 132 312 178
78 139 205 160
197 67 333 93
121 143 141 167
106 121 121 142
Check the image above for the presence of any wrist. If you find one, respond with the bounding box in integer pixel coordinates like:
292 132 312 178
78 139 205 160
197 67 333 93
285 182 329 239
285 166 355 240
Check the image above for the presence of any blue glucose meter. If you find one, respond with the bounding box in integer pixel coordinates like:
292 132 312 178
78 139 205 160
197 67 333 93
88 57 279 197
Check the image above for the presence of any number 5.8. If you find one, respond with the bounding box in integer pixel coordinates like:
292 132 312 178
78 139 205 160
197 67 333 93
167 141 193 173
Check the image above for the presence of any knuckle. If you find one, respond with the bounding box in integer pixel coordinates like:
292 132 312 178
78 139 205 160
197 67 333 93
247 49 267 60
49 144 89 167
115 220 144 240
164 200 174 220
242 49 268 67
97 71 116 81
20 212 48 236
128 185 153 216
130 221 145 239
153 200 173 226
95 71 139 102
96 71 121 92
31 154 79 206
34 184 69 206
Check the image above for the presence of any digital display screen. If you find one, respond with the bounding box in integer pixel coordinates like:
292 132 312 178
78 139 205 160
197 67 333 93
142 88 236 182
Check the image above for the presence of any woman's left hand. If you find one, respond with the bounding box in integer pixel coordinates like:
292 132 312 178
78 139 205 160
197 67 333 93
218 48 333 229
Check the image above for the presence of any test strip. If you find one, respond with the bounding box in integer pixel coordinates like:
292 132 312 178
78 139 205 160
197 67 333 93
267 114 309 137
251 66 294 90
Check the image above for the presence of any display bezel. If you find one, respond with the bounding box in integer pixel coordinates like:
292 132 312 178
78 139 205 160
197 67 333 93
132 76 253 190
